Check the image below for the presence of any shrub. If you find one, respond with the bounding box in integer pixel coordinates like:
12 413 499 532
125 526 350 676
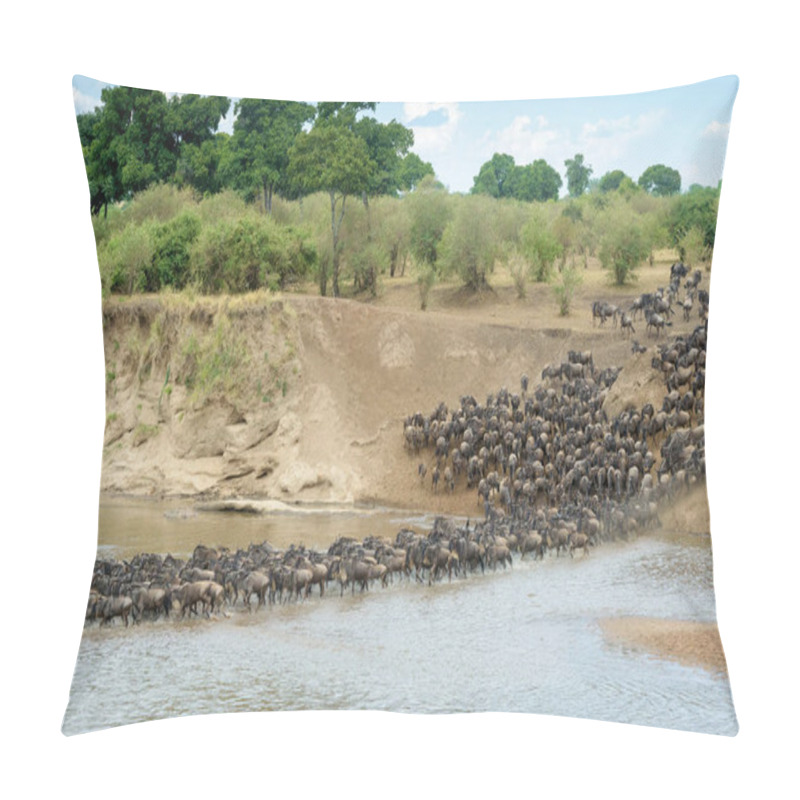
520 213 562 282
126 184 196 225
507 248 529 299
598 211 651 285
417 264 436 310
678 225 710 268
150 212 202 290
552 264 583 315
190 216 316 293
670 186 719 257
98 221 156 294
439 196 498 290
408 175 452 268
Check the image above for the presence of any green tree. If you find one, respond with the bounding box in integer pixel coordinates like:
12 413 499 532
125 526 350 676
598 170 631 193
225 99 316 214
168 93 230 148
507 159 562 202
78 86 230 216
396 152 435 191
668 184 719 255
287 124 373 297
471 153 516 198
353 116 414 198
176 133 231 196
638 164 681 196
564 153 593 197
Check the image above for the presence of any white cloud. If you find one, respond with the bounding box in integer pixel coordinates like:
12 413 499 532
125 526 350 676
73 86 101 114
403 102 462 152
703 120 730 138
578 109 668 164
481 114 560 165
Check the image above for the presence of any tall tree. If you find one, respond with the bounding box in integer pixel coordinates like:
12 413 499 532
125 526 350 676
638 164 681 196
287 124 373 297
78 86 230 215
564 153 593 197
353 116 414 198
175 133 231 196
79 86 172 214
598 169 631 193
168 93 230 148
225 99 316 214
396 152 435 191
471 153 516 198
507 159 562 202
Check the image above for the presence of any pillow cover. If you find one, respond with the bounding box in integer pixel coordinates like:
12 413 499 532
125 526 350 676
64 75 739 736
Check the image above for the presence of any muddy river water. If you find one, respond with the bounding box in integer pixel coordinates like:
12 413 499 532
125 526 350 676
62 496 738 736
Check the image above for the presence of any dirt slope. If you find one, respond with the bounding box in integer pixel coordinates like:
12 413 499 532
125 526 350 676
98 258 705 519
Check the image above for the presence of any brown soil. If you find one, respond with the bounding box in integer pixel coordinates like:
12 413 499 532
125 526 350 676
98 254 708 525
599 617 728 675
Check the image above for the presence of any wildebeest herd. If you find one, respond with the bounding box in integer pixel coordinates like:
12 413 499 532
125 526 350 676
403 263 709 573
592 261 709 342
87 262 709 629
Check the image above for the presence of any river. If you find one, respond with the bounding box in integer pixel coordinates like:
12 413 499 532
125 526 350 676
62 496 738 736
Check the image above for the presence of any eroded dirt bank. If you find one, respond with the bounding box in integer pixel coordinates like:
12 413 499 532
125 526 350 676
98 277 685 516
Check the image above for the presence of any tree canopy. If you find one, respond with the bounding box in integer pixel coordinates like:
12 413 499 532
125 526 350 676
77 88 428 219
564 154 593 197
471 154 562 202
224 99 315 214
638 164 681 196
79 86 230 216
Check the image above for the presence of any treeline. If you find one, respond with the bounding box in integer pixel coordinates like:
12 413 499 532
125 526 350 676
92 179 719 309
79 85 720 306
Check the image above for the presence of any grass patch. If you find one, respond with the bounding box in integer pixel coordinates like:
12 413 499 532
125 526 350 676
180 311 250 404
132 423 159 447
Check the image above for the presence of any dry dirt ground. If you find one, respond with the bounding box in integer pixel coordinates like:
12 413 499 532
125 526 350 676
99 253 702 519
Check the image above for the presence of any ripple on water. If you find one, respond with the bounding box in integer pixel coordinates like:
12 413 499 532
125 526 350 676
63 508 737 736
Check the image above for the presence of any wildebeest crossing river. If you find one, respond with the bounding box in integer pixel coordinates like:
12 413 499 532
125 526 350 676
62 496 737 735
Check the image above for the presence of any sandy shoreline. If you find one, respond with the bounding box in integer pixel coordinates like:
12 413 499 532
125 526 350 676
599 616 728 675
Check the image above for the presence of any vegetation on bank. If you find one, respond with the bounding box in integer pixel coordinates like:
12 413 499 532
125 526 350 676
79 85 722 310
103 292 299 411
92 180 719 308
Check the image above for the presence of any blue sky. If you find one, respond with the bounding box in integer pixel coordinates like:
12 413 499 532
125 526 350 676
73 74 737 195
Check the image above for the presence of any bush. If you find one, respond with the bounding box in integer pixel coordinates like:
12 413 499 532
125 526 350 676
150 212 202 290
552 264 582 315
417 264 436 310
439 196 498 291
598 211 651 285
669 186 719 256
507 248 529 299
196 190 249 225
350 241 384 297
98 222 156 294
678 225 710 268
408 176 452 268
126 184 196 226
520 213 562 282
189 215 316 293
